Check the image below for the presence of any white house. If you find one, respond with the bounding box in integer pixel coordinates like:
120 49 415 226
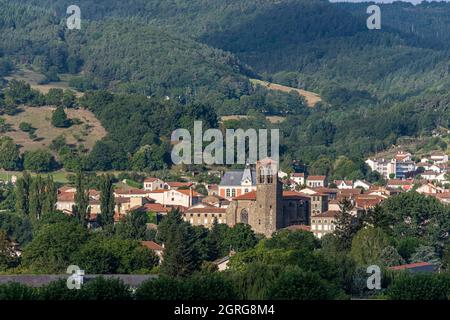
291 173 305 186
353 180 372 190
143 177 165 191
334 180 353 190
147 189 202 208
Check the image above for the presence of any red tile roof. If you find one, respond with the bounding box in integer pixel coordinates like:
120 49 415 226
388 262 432 271
387 179 414 186
143 203 170 213
307 176 326 181
166 182 193 188
141 241 164 251
115 188 148 195
233 191 257 200
314 210 340 218
292 173 305 178
144 177 161 182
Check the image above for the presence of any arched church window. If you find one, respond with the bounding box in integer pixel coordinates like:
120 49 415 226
240 209 249 224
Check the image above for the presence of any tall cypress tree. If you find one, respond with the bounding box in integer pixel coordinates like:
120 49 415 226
160 209 201 278
29 175 44 222
42 175 57 215
99 174 115 227
334 198 360 251
15 171 31 216
72 171 90 227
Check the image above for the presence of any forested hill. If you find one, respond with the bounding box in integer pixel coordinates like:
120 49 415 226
1 0 449 174
10 0 450 101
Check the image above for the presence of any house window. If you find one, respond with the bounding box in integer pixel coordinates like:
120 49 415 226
226 189 231 197
232 189 236 197
245 188 249 193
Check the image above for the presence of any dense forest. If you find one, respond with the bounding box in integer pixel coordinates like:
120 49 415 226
0 0 449 174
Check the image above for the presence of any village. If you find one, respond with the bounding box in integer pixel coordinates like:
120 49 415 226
21 150 446 240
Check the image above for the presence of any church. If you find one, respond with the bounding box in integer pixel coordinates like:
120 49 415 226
226 158 310 237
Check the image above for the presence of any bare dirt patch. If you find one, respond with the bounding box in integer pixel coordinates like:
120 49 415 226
250 79 322 107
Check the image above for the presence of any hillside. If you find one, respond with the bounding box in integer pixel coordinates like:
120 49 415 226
0 0 449 173
1 106 106 152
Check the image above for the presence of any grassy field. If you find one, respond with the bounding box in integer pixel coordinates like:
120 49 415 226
1 106 106 153
250 78 322 107
5 67 83 97
220 115 286 124
0 170 70 183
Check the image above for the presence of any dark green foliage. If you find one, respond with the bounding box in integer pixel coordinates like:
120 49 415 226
333 198 361 251
114 210 149 241
159 210 201 278
21 221 88 273
267 267 339 300
98 174 115 227
264 229 319 251
135 273 237 300
78 277 132 300
51 106 70 128
379 192 450 252
39 278 132 300
23 150 56 173
29 175 57 222
0 136 21 170
0 212 33 246
387 274 450 300
72 171 90 226
378 246 405 267
73 236 159 274
14 171 31 216
0 282 37 300
135 277 185 300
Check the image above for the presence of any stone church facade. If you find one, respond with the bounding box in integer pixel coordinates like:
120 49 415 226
226 158 310 237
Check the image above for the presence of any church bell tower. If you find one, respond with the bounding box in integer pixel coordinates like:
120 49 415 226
255 158 282 237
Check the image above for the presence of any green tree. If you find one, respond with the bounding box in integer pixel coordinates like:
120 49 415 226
222 223 258 252
42 176 57 215
387 274 450 300
135 277 185 300
159 210 201 278
51 106 70 128
98 174 115 227
350 227 389 266
115 210 149 240
15 171 31 216
29 175 45 222
61 90 76 108
21 221 88 273
379 246 405 267
0 136 21 170
268 266 339 300
410 245 441 265
23 150 55 173
0 283 37 300
72 171 90 227
334 198 359 251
